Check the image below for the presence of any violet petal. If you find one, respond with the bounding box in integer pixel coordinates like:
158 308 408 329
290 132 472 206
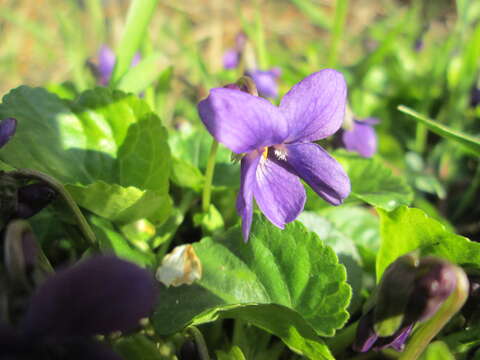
342 120 377 158
253 156 306 229
0 118 17 148
198 88 288 154
373 323 414 352
281 142 350 205
236 152 262 242
279 69 347 143
23 256 157 338
246 69 279 98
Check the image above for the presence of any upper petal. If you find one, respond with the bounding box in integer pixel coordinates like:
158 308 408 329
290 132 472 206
22 256 157 338
281 142 350 205
198 88 288 154
253 156 306 229
279 69 347 142
341 120 377 158
236 152 261 242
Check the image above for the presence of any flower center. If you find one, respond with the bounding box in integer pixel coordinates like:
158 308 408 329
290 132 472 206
261 145 288 161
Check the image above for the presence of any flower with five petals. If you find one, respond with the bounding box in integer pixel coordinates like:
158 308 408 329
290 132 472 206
198 69 351 241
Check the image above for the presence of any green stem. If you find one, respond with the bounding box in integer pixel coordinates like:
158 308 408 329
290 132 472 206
399 266 469 360
189 326 210 360
325 320 359 356
10 169 96 245
327 0 349 68
202 140 219 213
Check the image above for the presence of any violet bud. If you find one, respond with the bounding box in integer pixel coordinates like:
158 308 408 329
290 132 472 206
341 118 379 158
354 254 459 353
15 183 56 219
470 86 480 108
0 118 17 148
97 45 116 86
22 256 157 339
245 68 281 98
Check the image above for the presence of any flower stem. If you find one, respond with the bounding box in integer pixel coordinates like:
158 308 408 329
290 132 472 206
10 169 96 245
188 326 210 360
202 140 219 213
398 266 469 360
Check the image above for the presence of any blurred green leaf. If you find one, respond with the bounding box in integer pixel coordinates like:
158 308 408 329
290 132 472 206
0 86 171 224
216 346 246 360
398 105 480 156
153 214 351 359
376 206 480 280
420 341 455 360
334 150 414 211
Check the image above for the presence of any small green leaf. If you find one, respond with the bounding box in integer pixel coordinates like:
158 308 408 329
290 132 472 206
153 214 350 359
398 105 480 156
376 206 480 280
420 341 455 360
114 334 165 360
216 346 247 360
90 216 154 267
334 150 413 211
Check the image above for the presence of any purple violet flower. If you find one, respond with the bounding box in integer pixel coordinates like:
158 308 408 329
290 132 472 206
341 118 379 158
0 118 17 149
96 45 141 86
0 256 157 359
198 69 351 241
246 68 281 98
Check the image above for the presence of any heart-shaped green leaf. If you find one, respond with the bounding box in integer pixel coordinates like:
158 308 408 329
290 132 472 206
153 214 351 359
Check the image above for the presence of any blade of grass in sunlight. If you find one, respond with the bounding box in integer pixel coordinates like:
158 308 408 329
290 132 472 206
117 53 168 95
398 105 480 157
110 0 160 86
290 0 331 30
327 0 349 68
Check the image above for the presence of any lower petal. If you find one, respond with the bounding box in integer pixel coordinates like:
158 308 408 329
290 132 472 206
253 157 306 229
282 143 350 205
236 152 261 242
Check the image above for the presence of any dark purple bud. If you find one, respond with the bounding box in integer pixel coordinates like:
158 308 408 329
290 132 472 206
341 119 378 158
0 118 17 148
404 257 457 324
179 339 200 360
470 86 480 108
245 68 280 98
223 49 239 70
353 310 378 353
15 183 56 219
22 256 157 339
414 39 424 52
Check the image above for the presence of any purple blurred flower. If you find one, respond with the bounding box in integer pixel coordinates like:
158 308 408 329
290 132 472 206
0 118 17 148
198 69 350 241
353 255 458 353
0 256 157 359
471 86 480 108
223 32 247 70
223 49 240 70
341 118 379 158
96 45 141 86
246 68 281 98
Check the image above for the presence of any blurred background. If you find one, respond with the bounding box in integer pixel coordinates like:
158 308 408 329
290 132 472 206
1 0 479 238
